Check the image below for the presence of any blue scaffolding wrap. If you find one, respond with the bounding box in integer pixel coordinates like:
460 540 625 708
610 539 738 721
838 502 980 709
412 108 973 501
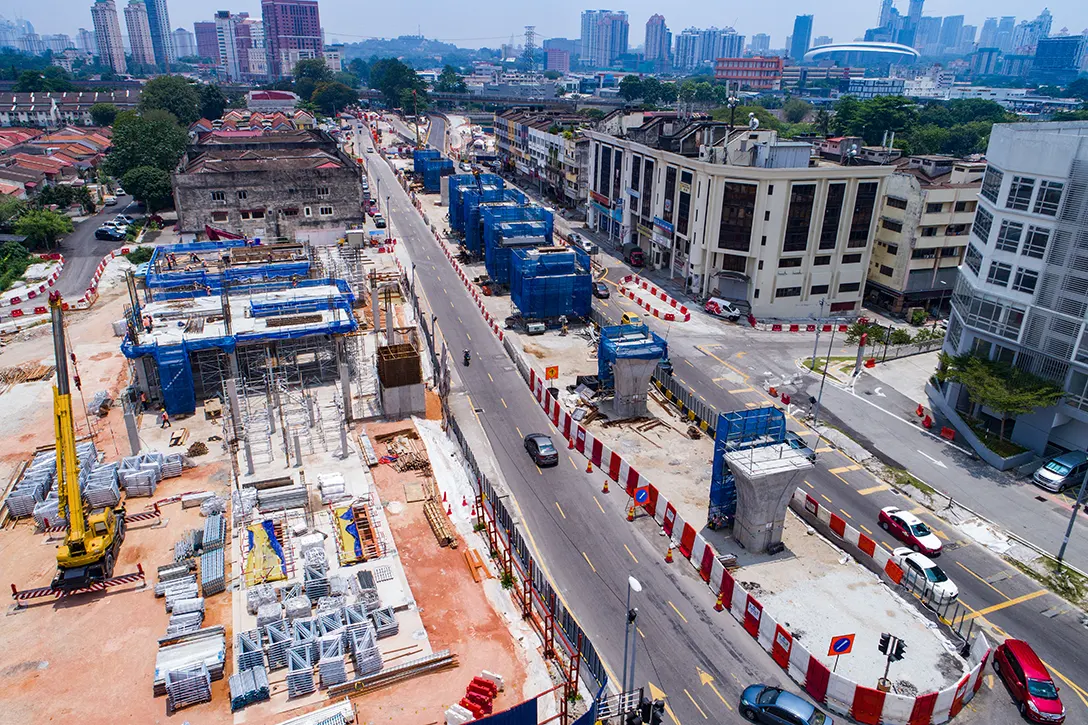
464 188 527 256
448 173 503 235
419 157 454 192
510 248 592 320
596 324 667 390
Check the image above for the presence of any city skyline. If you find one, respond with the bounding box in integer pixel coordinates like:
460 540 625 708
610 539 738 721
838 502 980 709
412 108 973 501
6 0 1088 52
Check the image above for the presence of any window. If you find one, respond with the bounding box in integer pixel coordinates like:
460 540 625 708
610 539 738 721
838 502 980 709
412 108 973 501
881 218 903 233
1005 175 1034 211
612 149 623 201
282 208 298 217
677 170 693 236
764 210 771 221
886 243 899 255
926 202 944 214
955 200 975 213
920 226 938 237
767 184 774 195
842 253 862 264
717 182 757 252
319 206 334 216
1023 226 1049 259
663 166 677 222
946 224 967 236
820 183 846 250
597 146 611 196
814 255 831 266
211 211 228 222
317 186 330 198
1012 268 1038 294
880 265 894 276
1033 180 1063 216
848 182 878 247
640 159 654 219
941 246 963 258
775 286 802 298
630 155 641 191
912 248 937 259
779 257 803 268
972 207 993 241
980 166 1003 203
304 206 312 217
964 243 983 275
761 236 767 246
986 261 1012 287
885 196 908 210
251 209 265 219
237 190 248 200
757 260 764 270
811 284 829 294
240 211 251 220
783 184 816 252
995 220 1022 252
838 282 861 293
211 191 226 202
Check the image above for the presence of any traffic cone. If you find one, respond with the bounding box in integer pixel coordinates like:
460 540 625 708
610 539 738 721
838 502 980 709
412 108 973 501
916 403 925 417
601 479 610 494
627 505 635 522
442 491 447 503
447 505 452 516
586 459 593 474
470 505 476 516
665 545 674 563
568 437 574 449
714 592 724 612
462 496 468 507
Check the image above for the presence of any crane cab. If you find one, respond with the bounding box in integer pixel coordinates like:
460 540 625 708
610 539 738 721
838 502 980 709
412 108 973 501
53 505 126 590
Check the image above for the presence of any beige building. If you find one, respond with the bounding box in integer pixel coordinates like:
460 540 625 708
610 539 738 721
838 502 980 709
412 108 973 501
867 156 985 314
124 0 156 67
584 113 894 319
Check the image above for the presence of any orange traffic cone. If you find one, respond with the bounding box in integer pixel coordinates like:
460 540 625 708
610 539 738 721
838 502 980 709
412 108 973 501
470 505 476 516
627 505 635 522
916 403 925 417
447 505 452 516
601 479 610 494
714 592 725 612
586 459 593 474
442 491 447 503
665 545 674 563
568 437 574 449
462 496 468 507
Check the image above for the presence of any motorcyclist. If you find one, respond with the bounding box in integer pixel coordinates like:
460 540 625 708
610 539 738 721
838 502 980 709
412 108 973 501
463 348 471 366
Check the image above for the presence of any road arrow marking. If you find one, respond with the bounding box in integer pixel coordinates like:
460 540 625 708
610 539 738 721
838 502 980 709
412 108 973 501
874 386 886 397
648 682 682 725
917 450 948 469
696 668 732 710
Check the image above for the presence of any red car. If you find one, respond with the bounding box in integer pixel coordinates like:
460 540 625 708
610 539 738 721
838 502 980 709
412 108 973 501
878 506 942 555
993 639 1064 722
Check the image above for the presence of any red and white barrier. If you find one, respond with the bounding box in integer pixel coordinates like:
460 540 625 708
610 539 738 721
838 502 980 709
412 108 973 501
618 274 691 322
754 321 852 334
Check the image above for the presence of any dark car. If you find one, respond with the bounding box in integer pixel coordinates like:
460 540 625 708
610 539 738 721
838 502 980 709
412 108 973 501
593 282 610 299
523 434 559 467
374 215 387 229
993 639 1065 723
95 225 126 241
740 685 832 725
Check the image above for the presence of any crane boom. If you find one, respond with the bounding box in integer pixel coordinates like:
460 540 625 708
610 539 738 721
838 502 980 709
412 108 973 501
50 292 86 549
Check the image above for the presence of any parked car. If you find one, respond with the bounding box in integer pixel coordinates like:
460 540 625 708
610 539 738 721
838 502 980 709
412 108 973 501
367 146 374 153
705 297 743 321
592 282 610 299
103 195 117 206
620 312 641 325
784 431 816 462
1032 451 1088 493
891 547 958 602
879 506 942 555
739 684 831 725
523 434 559 467
114 187 125 196
114 214 135 224
993 639 1064 723
95 226 126 241
373 214 387 229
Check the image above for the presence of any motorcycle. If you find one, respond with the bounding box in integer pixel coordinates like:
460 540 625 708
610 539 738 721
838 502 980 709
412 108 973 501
463 350 471 366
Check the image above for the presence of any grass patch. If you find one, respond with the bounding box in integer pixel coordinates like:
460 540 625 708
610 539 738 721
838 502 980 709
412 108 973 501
0 241 32 292
124 246 154 265
889 467 937 497
1006 556 1087 604
962 415 1029 459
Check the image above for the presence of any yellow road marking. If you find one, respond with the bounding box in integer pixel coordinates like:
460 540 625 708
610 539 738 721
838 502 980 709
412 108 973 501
860 524 873 535
647 683 681 725
668 601 688 623
555 502 566 519
964 589 1046 620
677 377 687 385
735 351 747 358
1044 660 1088 709
955 561 1013 601
820 494 832 504
840 509 852 519
487 372 494 382
698 394 706 402
570 455 578 469
624 543 638 563
684 359 695 368
829 465 862 474
804 480 814 489
696 344 750 381
882 541 894 551
466 332 471 341
857 483 891 495
697 668 732 711
816 447 833 453
536 465 543 476
934 528 949 541
516 426 522 438
637 626 646 639
745 402 759 409
582 551 597 573
501 398 508 408
684 690 708 719
728 387 754 394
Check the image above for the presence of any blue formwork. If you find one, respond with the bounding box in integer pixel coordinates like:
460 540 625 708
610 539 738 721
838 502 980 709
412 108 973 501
484 220 551 286
145 241 311 298
448 174 502 234
420 158 454 193
510 249 593 320
465 189 529 256
716 407 786 451
596 324 667 390
412 148 440 173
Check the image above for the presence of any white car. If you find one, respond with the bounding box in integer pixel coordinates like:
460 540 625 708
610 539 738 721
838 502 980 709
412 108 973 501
704 296 743 321
892 547 958 602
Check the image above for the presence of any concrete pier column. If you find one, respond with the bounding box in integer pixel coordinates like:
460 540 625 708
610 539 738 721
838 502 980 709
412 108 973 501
727 445 813 553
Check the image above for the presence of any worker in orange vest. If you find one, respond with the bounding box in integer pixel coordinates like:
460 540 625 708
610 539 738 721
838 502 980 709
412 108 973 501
160 410 171 429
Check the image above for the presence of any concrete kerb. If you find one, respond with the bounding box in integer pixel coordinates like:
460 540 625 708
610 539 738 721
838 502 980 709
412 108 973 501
412 192 991 725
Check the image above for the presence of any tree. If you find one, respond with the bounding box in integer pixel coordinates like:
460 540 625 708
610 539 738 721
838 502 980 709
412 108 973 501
945 353 1065 440
293 58 333 84
434 65 467 93
783 98 812 124
122 166 173 213
334 71 361 88
618 75 643 102
14 208 72 249
1066 77 1088 100
347 58 370 85
311 82 358 115
0 197 25 229
14 66 74 92
90 102 118 126
657 82 678 104
814 108 831 135
640 76 662 105
889 328 913 346
905 125 951 155
104 110 188 178
198 84 227 120
369 58 428 108
139 75 200 125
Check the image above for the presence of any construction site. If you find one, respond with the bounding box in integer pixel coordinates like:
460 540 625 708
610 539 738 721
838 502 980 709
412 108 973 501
0 228 565 724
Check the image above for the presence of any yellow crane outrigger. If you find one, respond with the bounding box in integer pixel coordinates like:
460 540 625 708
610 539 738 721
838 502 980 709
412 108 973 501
49 291 125 591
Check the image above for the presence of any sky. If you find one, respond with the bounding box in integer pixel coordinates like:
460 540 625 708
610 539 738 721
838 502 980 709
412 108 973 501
11 0 1088 51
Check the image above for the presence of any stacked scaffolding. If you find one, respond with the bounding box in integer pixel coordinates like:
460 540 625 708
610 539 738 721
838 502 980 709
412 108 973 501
466 188 528 257
412 148 440 173
448 173 503 235
510 247 592 320
482 204 553 286
419 157 454 192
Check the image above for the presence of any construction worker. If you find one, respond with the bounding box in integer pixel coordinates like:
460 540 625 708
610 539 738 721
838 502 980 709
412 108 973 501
160 410 171 428
139 391 148 412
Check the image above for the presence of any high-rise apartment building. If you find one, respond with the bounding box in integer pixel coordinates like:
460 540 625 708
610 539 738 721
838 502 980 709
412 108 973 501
1012 11 1053 56
194 20 219 62
907 0 924 24
237 16 267 81
77 27 97 54
813 35 833 48
914 16 943 52
215 10 242 81
939 15 964 53
996 16 1016 53
674 27 744 70
979 18 998 47
878 0 894 29
934 122 1088 457
959 25 977 54
580 9 628 67
172 27 195 58
124 0 156 67
544 48 570 73
90 0 127 74
42 34 74 53
789 15 813 62
644 14 671 65
261 0 322 79
749 33 770 55
143 0 175 66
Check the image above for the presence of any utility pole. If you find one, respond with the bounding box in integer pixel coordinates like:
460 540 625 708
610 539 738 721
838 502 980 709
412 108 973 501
810 297 826 369
1057 465 1088 565
621 576 642 694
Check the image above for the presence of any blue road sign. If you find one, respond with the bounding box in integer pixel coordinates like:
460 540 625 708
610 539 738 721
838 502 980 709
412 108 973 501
829 634 855 656
634 486 650 506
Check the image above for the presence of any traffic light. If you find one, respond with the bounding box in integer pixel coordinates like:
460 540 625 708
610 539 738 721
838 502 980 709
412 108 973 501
649 700 665 725
891 638 907 662
878 633 891 655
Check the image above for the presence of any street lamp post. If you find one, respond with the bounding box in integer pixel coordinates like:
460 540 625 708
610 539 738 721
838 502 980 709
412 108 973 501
811 323 838 434
810 298 826 370
621 576 642 695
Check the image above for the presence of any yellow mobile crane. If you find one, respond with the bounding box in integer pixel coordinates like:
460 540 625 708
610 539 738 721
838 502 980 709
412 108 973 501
49 291 125 591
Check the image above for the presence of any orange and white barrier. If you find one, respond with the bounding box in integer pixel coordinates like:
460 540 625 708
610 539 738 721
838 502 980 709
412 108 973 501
618 274 691 322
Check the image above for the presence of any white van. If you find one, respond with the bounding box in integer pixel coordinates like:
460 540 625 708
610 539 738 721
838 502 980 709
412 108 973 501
704 297 742 321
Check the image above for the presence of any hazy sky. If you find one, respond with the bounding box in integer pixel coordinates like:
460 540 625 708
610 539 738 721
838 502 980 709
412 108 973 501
14 1 1087 51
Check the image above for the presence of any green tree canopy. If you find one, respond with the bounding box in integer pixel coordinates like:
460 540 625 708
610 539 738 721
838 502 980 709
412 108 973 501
121 166 173 213
293 58 333 84
434 65 467 93
14 66 74 92
1066 78 1088 100
369 58 428 108
198 84 227 120
347 58 370 85
90 102 118 126
311 82 358 115
14 209 73 249
0 197 26 229
945 353 1065 440
139 75 201 125
618 75 643 102
104 110 188 178
783 98 813 124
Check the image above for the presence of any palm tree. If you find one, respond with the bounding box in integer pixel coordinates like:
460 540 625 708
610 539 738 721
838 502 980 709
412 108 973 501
815 109 831 136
